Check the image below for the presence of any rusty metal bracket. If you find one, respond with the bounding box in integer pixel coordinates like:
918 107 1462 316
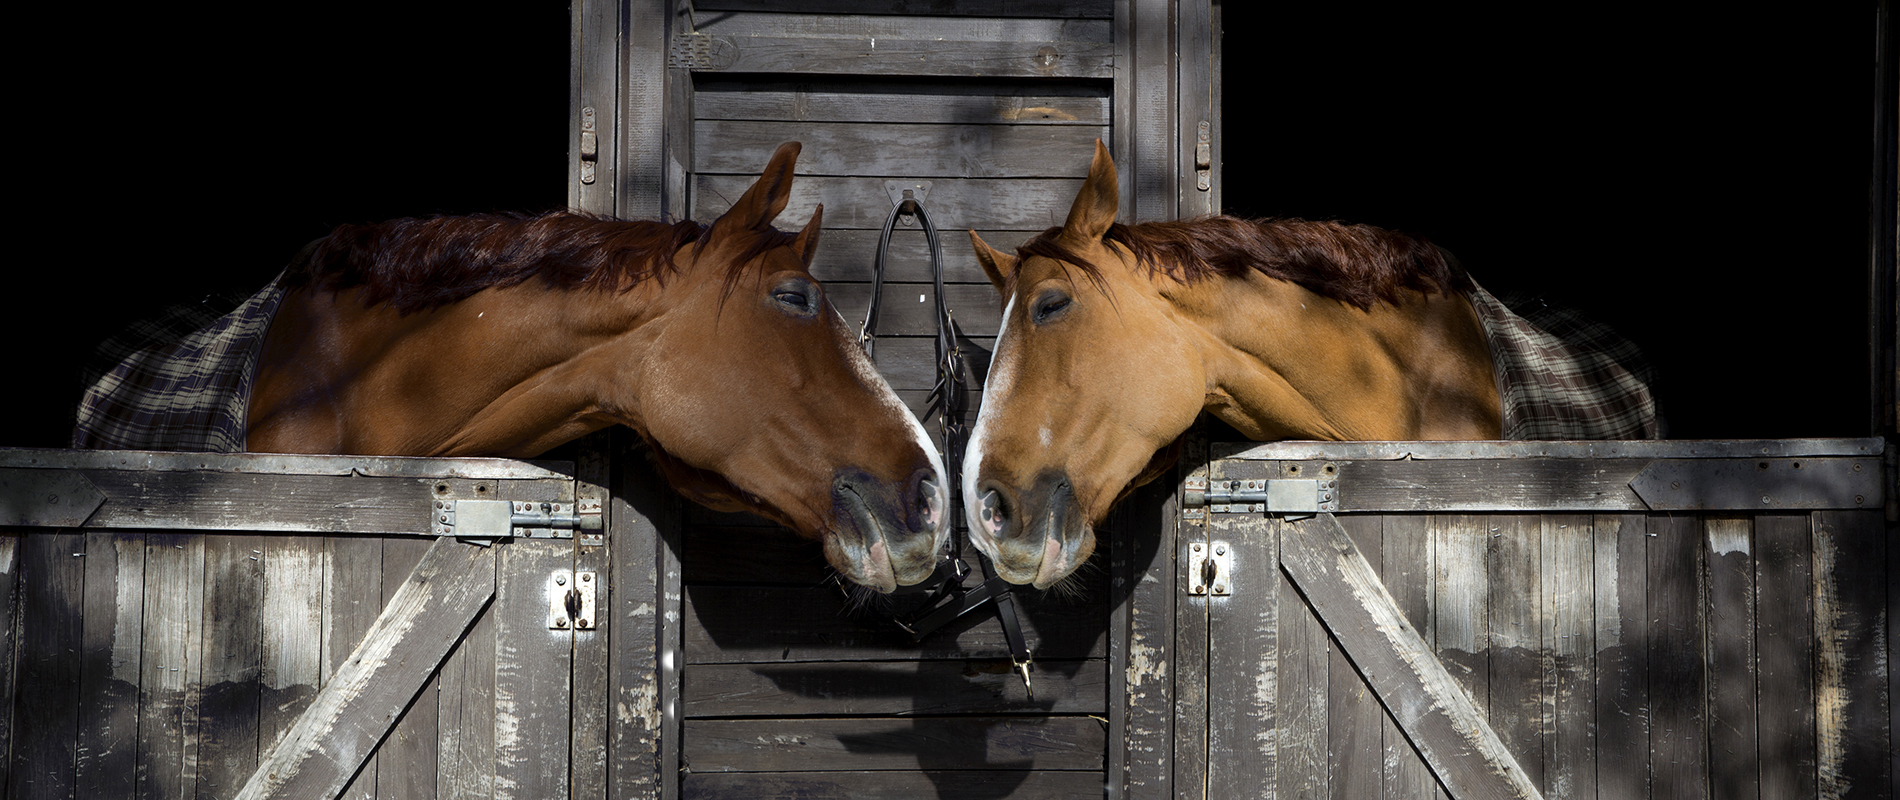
1183 476 1338 518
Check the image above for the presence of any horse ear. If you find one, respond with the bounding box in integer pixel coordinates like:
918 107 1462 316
792 204 824 267
969 230 1018 292
1061 139 1119 242
713 141 801 236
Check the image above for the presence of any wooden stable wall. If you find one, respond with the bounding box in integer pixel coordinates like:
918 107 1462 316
1121 438 1896 800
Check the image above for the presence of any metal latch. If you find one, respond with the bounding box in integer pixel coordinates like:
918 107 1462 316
433 499 604 542
1187 541 1231 596
548 571 597 630
1183 476 1338 516
579 107 598 185
1194 120 1212 192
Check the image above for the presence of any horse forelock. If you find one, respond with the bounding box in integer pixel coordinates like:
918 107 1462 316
290 211 718 314
1014 216 1470 311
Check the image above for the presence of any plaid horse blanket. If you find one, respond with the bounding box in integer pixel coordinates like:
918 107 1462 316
1469 284 1661 440
72 273 288 452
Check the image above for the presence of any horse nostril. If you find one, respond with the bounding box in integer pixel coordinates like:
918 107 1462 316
979 488 1009 534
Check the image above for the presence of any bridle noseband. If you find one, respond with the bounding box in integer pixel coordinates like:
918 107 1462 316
859 191 1034 696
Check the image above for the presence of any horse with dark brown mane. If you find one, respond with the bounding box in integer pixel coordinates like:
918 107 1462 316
77 143 948 592
962 141 1657 588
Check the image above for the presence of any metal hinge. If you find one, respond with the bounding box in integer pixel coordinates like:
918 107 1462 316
579 107 598 185
1195 120 1212 192
1182 476 1338 517
1186 541 1231 596
432 499 604 544
548 570 597 630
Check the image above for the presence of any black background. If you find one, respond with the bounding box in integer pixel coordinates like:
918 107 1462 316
11 3 1884 447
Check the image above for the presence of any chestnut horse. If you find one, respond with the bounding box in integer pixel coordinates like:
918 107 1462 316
114 143 943 592
963 141 1656 588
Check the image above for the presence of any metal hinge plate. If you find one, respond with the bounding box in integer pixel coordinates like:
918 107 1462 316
1187 541 1231 596
432 499 603 542
548 570 597 630
1183 476 1338 516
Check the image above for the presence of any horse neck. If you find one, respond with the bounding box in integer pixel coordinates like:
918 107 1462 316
1171 271 1500 441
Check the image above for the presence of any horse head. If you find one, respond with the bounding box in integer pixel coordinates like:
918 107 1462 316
961 141 1206 589
632 143 950 592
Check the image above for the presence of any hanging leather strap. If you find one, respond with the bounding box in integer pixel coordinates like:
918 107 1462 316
862 193 1033 696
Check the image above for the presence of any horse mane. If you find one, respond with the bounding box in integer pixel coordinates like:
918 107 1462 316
1017 215 1470 311
287 210 796 314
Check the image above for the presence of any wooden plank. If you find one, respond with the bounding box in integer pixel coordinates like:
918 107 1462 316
874 338 997 393
327 535 383 800
695 175 1084 231
236 537 497 800
1172 521 1210 800
195 534 265 800
1280 513 1541 800
832 282 1004 337
695 81 1110 125
619 0 665 219
375 539 438 800
1431 515 1490 718
695 120 1104 178
681 659 1105 716
1647 513 1707 800
569 437 612 800
1382 515 1448 800
1593 514 1649 798
75 532 145 800
437 577 497 800
139 532 206 800
1486 514 1543 791
1813 510 1890 799
1130 0 1174 223
693 0 1115 17
681 716 1105 772
1278 553 1330 799
685 15 1112 79
568 0 618 215
1331 515 1385 800
1754 514 1815 800
1119 459 1183 799
493 538 573 800
258 537 324 762
682 582 1107 663
0 449 579 480
811 229 1033 285
657 448 686 800
1705 516 1759 800
10 533 84 800
1176 0 1216 218
1203 485 1279 799
62 470 569 535
0 536 18 797
1541 515 1594 800
679 524 834 585
1217 437 1888 463
684 770 1107 798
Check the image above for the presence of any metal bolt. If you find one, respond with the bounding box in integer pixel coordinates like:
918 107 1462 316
1215 544 1226 556
1761 496 1772 504
577 619 590 628
46 494 57 504
581 574 592 583
556 618 569 628
1854 495 1864 504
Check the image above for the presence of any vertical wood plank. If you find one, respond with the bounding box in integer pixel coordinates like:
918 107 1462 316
1486 513 1545 792
1813 510 1890 799
1432 514 1490 719
377 538 439 800
1382 515 1447 800
139 532 206 800
494 539 573 800
570 436 613 800
438 577 497 800
11 533 84 800
1204 491 1272 798
1279 561 1330 799
609 436 665 799
0 535 19 798
76 532 144 800
195 534 264 800
1754 514 1815 800
621 0 666 219
1130 0 1177 223
1595 513 1650 798
258 538 323 758
661 6 693 222
1330 516 1384 800
1172 509 1210 800
1121 457 1181 799
326 535 384 800
1704 516 1758 800
1648 514 1708 800
1176 0 1214 218
569 0 619 215
1543 515 1595 800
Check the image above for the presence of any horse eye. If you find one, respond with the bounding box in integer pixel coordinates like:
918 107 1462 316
1034 296 1071 323
775 290 809 308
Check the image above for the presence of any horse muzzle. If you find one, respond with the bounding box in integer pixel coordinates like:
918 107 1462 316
969 472 1093 589
825 467 948 593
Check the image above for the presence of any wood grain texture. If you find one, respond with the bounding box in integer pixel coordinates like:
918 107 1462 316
258 537 324 765
195 534 265 800
1485 514 1543 791
139 532 206 800
1382 515 1449 800
1331 515 1386 800
682 716 1105 772
1647 514 1707 800
1812 510 1890 799
693 0 1114 17
326 534 383 800
0 536 15 798
11 533 84 800
568 0 617 216
1431 515 1490 718
681 659 1105 717
695 120 1103 178
696 80 1110 125
1540 515 1594 800
237 538 496 800
1281 514 1541 800
695 175 1084 231
75 532 145 800
1277 561 1330 799
811 229 1033 285
682 769 1108 799
686 15 1112 79
375 539 438 800
1203 498 1278 799
437 579 497 800
1592 513 1649 798
568 437 612 800
493 539 573 800
1170 533 1209 800
1754 514 1815 800
1119 462 1181 799
1704 516 1759 800
832 282 1004 337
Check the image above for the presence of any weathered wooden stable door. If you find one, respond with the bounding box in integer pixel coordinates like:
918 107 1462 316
1121 438 1894 799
